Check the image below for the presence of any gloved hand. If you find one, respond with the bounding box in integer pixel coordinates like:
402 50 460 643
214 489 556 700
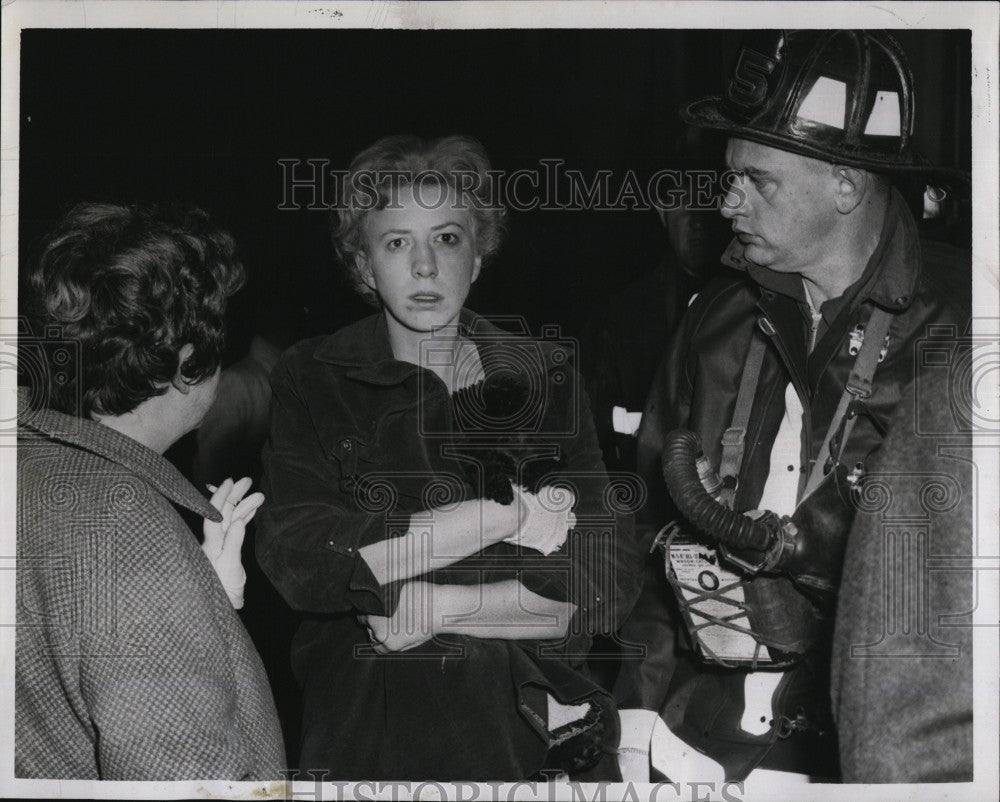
616 708 657 783
506 484 577 555
202 477 264 609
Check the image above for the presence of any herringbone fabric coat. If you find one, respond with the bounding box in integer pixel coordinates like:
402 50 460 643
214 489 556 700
15 391 285 780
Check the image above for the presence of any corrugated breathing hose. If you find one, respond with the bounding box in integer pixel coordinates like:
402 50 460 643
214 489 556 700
661 428 778 553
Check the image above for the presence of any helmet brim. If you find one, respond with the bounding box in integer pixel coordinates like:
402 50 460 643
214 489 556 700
681 96 970 188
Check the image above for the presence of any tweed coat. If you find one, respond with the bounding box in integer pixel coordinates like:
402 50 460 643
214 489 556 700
15 390 286 780
831 374 973 782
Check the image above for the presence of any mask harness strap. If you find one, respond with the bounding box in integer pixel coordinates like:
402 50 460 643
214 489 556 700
718 327 768 509
800 307 893 502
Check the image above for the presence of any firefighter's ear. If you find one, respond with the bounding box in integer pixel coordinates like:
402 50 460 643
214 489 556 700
833 165 868 214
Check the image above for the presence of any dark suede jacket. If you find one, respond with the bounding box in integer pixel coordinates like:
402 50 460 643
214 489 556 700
256 310 640 779
618 188 971 779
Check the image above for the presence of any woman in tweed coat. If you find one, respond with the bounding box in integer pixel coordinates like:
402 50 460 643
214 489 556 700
16 203 286 780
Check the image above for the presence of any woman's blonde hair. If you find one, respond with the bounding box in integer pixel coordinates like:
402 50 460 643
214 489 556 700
331 134 506 306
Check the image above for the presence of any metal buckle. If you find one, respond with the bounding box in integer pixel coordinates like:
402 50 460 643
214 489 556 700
721 427 746 448
757 316 777 337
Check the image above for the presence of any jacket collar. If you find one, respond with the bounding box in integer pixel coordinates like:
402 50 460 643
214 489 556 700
17 387 220 521
313 308 515 386
721 186 921 313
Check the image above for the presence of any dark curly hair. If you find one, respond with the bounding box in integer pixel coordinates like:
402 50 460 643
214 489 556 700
331 134 507 307
26 202 245 418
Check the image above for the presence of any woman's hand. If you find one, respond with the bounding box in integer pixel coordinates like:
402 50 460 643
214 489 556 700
202 477 265 609
506 484 577 555
358 580 438 654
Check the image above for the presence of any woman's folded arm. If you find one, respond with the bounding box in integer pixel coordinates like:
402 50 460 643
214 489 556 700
258 360 522 616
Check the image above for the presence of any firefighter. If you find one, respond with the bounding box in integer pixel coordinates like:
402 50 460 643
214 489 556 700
615 30 971 783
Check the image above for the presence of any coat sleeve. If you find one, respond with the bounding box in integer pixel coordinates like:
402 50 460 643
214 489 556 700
78 507 284 781
256 357 395 617
517 364 642 638
831 378 973 782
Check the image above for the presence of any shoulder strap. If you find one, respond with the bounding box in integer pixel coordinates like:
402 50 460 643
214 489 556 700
800 307 893 501
718 323 768 508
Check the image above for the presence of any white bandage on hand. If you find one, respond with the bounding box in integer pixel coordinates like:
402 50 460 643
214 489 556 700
202 477 264 609
507 484 577 555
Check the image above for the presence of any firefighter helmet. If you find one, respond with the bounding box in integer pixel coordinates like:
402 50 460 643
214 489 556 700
681 30 963 180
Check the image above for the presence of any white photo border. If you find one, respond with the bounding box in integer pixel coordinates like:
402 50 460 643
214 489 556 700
1 2 996 801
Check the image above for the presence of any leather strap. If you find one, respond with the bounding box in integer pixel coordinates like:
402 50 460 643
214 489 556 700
718 323 768 508
800 307 893 501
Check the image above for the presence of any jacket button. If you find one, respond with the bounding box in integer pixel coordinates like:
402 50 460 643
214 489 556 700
340 438 353 451
894 295 909 305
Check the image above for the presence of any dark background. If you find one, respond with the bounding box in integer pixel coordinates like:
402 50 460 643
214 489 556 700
18 28 972 361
